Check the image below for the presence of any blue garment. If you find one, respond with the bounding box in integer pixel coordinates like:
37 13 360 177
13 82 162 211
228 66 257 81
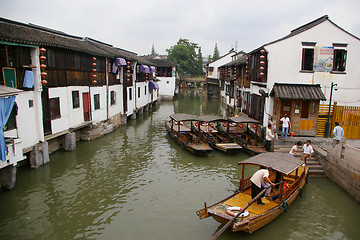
281 126 289 139
0 96 16 162
23 70 34 88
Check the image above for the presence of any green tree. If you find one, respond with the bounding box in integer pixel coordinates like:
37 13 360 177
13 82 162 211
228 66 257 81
212 43 220 61
166 38 203 76
197 47 204 76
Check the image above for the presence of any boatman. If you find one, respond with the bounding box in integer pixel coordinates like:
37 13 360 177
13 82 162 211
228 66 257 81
250 167 275 205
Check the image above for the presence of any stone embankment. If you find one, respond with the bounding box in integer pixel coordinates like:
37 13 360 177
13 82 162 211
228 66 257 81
273 137 360 203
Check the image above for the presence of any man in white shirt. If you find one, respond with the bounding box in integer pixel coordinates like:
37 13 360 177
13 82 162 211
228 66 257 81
250 167 275 205
280 114 291 141
301 140 314 165
332 122 344 147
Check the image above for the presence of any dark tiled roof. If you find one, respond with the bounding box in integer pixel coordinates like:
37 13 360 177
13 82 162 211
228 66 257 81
270 83 326 100
0 17 137 59
220 55 247 67
144 57 176 67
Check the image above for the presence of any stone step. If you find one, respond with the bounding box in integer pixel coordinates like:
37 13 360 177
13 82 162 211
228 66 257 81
308 164 323 170
308 169 326 176
306 160 320 165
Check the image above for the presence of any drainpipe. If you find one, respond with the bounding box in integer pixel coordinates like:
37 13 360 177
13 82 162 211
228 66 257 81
31 47 45 142
106 58 109 120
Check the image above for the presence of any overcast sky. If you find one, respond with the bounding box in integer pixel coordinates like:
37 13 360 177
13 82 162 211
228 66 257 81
1 0 360 57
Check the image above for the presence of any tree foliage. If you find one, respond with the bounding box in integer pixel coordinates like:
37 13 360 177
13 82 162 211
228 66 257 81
212 43 220 62
166 38 203 76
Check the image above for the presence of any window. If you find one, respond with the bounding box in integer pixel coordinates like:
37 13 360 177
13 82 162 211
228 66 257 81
301 48 314 71
4 105 17 131
94 94 100 110
47 49 56 67
209 67 214 72
74 54 81 69
138 87 141 98
128 88 132 101
310 102 316 115
49 97 61 120
110 91 116 105
72 91 80 109
144 86 147 95
333 49 347 72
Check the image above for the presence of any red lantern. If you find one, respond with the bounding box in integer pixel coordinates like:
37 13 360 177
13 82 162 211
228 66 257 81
92 68 97 72
39 56 46 61
127 61 130 65
40 64 47 69
40 72 47 77
126 74 130 78
260 61 265 65
260 49 265 54
260 72 265 77
126 78 130 82
39 47 46 53
239 124 243 128
253 125 257 128
195 123 199 127
223 123 227 127
260 55 265 59
260 66 265 70
92 57 96 61
210 124 214 127
92 79 97 84
92 74 97 78
127 65 130 69
92 62 96 67
246 61 249 65
127 70 130 73
41 79 47 85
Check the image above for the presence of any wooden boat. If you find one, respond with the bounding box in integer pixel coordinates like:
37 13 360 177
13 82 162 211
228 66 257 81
197 152 309 234
165 113 213 155
191 115 242 153
220 116 266 155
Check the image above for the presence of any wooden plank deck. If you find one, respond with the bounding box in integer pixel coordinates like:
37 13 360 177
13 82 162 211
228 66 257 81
224 192 278 215
216 143 242 150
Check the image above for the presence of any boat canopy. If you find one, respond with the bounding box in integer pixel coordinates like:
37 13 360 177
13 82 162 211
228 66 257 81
228 116 259 124
198 115 225 122
238 152 302 175
170 113 199 122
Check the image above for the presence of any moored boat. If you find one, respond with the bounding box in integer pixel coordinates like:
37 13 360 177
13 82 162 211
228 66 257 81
192 115 242 153
165 113 213 155
220 116 266 155
197 152 309 234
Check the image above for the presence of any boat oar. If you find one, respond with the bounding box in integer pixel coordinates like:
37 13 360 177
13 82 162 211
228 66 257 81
209 182 283 240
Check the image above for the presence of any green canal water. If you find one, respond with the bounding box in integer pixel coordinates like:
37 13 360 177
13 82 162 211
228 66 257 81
0 89 359 240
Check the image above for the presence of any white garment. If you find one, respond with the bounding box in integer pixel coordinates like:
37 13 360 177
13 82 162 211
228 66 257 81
333 126 344 141
250 169 269 188
266 128 274 141
280 117 290 128
289 145 297 155
303 144 314 155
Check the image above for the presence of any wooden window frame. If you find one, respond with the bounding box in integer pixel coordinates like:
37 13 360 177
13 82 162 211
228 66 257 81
49 97 61 120
333 49 347 72
110 90 116 106
72 90 80 109
94 94 100 110
301 48 314 71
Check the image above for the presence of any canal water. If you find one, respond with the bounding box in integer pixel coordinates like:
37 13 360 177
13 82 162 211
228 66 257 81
0 89 359 240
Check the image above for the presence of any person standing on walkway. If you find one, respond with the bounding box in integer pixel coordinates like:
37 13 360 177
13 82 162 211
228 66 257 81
332 122 344 148
301 140 314 165
280 114 291 141
265 124 274 151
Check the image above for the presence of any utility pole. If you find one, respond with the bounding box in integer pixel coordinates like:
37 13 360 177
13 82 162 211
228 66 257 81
324 82 337 138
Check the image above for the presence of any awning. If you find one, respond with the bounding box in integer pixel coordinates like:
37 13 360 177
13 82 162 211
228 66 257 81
228 116 259 124
114 57 127 66
198 115 225 122
149 80 159 90
238 152 302 175
149 66 156 73
0 85 23 97
271 83 326 100
140 65 150 73
170 113 199 122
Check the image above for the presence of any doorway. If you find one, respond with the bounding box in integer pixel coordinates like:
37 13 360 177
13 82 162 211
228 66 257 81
82 92 91 121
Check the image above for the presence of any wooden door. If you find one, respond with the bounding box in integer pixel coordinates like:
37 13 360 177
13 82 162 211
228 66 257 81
123 84 128 113
82 92 91 121
41 87 52 135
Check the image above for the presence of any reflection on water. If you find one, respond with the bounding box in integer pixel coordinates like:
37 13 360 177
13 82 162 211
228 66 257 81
0 89 359 240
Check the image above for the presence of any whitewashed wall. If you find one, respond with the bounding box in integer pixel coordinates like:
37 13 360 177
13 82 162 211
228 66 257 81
135 82 148 108
66 86 90 126
207 52 235 79
108 84 123 118
265 20 360 107
90 86 107 122
157 75 175 98
48 87 69 134
126 86 135 116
